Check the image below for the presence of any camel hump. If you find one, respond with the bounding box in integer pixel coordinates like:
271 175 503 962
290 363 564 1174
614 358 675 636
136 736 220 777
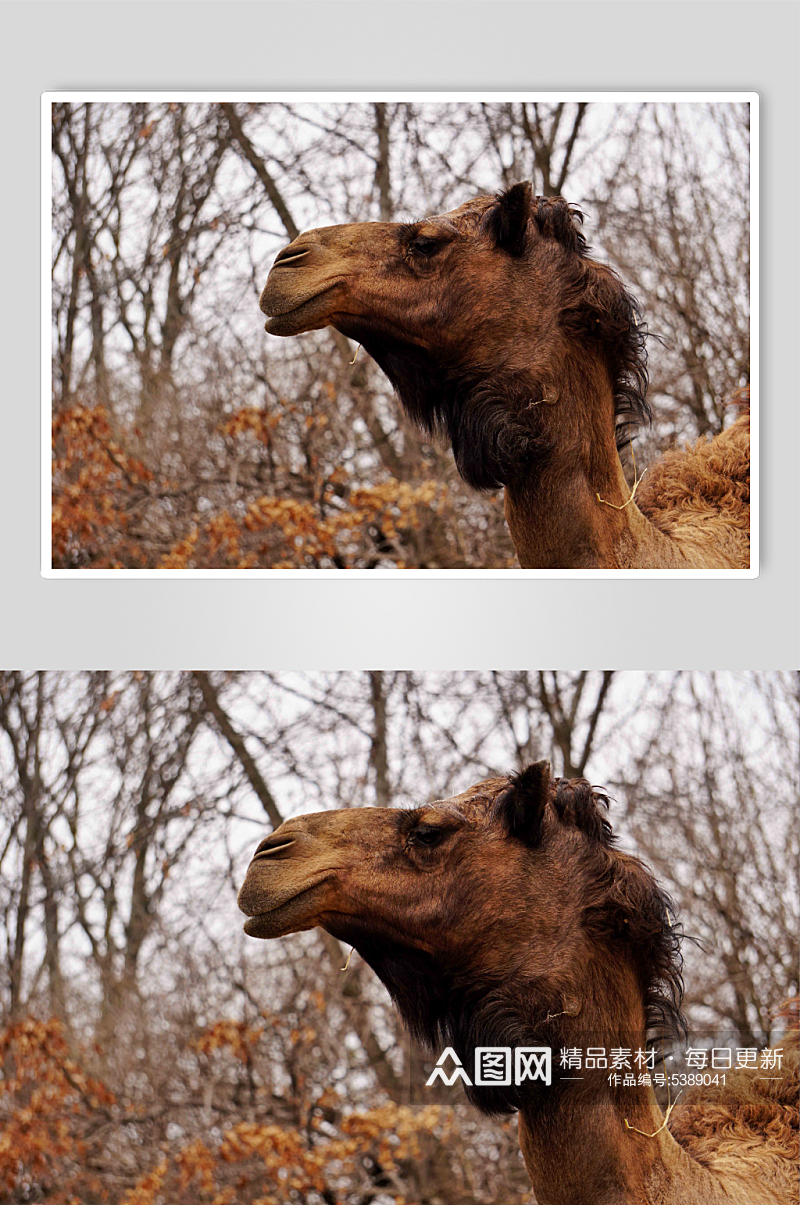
635 410 751 541
669 997 799 1196
668 1039 799 1199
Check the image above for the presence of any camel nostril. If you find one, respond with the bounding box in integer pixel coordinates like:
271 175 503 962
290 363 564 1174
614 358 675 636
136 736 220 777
273 245 310 267
253 834 297 860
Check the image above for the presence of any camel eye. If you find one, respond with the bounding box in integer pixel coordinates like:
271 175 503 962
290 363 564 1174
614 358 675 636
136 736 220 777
409 236 441 258
412 825 443 846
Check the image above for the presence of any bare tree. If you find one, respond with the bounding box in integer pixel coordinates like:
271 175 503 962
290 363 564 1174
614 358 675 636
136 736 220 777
589 103 750 440
0 672 794 1204
614 671 798 1045
51 101 749 568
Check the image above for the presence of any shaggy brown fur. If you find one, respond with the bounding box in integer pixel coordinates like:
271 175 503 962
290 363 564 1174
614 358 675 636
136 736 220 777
259 183 751 569
238 763 796 1205
668 1041 799 1204
636 406 751 568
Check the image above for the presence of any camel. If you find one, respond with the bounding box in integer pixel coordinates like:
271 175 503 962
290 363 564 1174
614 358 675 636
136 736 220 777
238 762 798 1205
259 183 750 569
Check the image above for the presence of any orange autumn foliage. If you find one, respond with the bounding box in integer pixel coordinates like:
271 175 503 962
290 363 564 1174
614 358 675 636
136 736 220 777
0 1015 464 1205
51 404 478 569
192 1019 264 1062
0 1017 114 1204
120 1102 453 1205
52 405 153 569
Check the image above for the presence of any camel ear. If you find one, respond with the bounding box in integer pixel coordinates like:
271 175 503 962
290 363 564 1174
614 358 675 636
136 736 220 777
486 181 532 257
495 760 552 844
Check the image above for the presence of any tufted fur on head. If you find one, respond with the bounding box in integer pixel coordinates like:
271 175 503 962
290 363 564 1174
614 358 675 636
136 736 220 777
484 186 651 452
496 767 686 1048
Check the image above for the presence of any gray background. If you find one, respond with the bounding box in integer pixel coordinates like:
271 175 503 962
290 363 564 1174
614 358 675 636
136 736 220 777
5 0 798 668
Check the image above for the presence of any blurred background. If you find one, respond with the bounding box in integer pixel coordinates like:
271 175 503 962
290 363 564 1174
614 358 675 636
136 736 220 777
1 670 795 1202
51 100 751 569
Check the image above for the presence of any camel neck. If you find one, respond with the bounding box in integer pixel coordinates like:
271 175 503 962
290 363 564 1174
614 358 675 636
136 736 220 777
517 1075 733 1205
501 368 688 570
510 964 744 1205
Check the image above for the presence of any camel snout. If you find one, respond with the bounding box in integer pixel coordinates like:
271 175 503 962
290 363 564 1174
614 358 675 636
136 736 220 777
259 241 346 331
249 822 315 864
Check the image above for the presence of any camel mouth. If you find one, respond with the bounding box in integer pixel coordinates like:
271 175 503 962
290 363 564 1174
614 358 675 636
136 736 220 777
261 283 341 336
243 909 293 938
240 881 329 939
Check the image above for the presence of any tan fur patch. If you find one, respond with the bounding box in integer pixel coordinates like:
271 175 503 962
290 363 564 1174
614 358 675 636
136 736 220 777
636 410 750 567
669 1038 799 1201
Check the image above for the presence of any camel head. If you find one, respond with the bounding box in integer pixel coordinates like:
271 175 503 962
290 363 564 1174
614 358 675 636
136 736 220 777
259 184 649 490
238 761 683 1114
